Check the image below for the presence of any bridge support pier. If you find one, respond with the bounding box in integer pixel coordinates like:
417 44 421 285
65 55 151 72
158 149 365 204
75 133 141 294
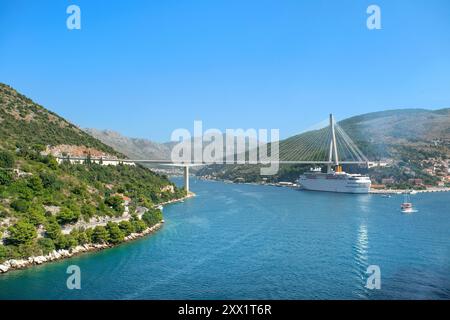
183 165 189 193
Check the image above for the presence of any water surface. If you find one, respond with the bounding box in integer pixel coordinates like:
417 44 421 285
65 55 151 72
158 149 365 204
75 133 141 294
1 178 450 299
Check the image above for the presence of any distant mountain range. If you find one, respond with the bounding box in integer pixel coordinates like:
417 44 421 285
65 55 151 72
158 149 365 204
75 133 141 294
84 129 174 160
85 129 264 162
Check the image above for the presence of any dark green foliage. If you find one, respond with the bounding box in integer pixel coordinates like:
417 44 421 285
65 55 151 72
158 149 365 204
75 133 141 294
55 234 78 250
0 245 8 263
44 216 62 240
106 222 124 244
56 207 80 225
10 199 31 212
105 195 124 213
142 209 163 227
76 230 89 245
7 220 37 245
81 204 96 220
0 150 14 168
0 169 12 185
118 220 135 236
27 206 46 226
37 238 55 255
39 172 60 189
92 226 109 244
26 175 44 193
132 219 147 233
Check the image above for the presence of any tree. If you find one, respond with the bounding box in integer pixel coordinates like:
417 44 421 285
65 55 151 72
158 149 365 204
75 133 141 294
37 238 55 255
132 219 147 233
56 207 80 225
81 204 96 220
44 216 62 240
39 172 58 189
142 209 163 227
0 169 12 186
118 220 135 236
55 234 78 250
46 156 59 170
76 230 89 245
106 222 124 244
10 199 31 213
92 226 109 244
0 245 9 263
0 150 15 168
7 220 37 245
27 206 46 226
105 195 124 213
27 175 44 192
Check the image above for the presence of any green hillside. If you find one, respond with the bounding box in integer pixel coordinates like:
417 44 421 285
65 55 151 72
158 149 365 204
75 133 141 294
0 84 121 156
0 84 185 264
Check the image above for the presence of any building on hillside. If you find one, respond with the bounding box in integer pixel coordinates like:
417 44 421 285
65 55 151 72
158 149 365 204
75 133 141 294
368 160 392 169
160 185 175 193
408 178 423 185
381 178 395 185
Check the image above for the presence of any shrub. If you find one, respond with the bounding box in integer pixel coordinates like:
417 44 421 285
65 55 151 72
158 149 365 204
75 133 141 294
7 220 37 245
0 245 9 263
0 169 12 186
0 150 15 168
56 207 80 225
142 209 163 227
105 195 124 213
118 220 135 236
10 199 31 213
106 222 124 244
132 219 147 233
92 226 109 244
27 206 46 226
37 238 55 255
44 216 62 240
54 234 78 250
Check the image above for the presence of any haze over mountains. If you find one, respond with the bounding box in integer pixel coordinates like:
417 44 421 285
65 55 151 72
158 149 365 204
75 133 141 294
85 129 265 163
85 129 174 160
88 108 450 163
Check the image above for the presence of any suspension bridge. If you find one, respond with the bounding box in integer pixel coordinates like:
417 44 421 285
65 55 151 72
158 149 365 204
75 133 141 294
57 114 370 193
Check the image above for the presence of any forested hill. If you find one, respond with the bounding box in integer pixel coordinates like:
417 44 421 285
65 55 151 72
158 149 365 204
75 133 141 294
0 84 185 265
0 83 121 156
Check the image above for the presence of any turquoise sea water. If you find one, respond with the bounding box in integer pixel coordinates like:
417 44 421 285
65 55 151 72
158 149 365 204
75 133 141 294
1 178 450 299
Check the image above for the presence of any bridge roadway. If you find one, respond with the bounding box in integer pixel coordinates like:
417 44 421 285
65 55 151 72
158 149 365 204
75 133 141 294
56 156 369 193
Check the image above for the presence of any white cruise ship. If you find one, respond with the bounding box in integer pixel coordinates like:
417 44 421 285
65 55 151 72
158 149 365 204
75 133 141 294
299 167 371 194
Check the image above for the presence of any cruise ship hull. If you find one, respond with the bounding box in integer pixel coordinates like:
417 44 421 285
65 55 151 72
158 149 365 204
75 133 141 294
299 174 371 194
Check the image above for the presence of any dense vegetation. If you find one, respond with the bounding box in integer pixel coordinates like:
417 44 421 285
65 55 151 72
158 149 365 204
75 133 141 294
0 83 186 264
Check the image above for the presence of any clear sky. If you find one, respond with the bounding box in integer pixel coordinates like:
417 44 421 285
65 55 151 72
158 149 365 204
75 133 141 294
1 0 450 142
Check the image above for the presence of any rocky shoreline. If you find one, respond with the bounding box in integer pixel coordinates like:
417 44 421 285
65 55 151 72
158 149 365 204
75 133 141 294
0 193 196 275
0 221 163 274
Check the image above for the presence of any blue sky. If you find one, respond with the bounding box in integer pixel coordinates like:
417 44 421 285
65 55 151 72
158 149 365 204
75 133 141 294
1 0 450 142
